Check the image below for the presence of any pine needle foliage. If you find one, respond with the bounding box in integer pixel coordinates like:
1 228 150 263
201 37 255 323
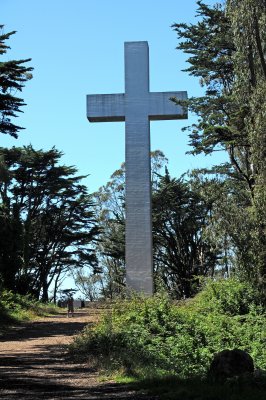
0 25 33 138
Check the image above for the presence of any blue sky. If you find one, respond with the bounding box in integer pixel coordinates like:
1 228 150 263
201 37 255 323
1 0 226 193
1 0 226 296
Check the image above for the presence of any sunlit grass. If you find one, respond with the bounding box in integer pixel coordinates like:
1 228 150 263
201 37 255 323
0 290 60 332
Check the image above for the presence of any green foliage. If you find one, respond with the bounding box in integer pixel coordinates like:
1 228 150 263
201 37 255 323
226 0 266 293
172 0 266 296
0 290 59 325
69 279 266 379
153 171 220 297
194 278 262 315
0 25 33 138
0 145 99 301
172 1 237 156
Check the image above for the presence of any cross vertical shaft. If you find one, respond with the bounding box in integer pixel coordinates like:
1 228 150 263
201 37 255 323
125 42 153 294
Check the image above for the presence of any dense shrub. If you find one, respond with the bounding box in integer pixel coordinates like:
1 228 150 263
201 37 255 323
193 278 263 315
0 290 59 324
69 278 266 378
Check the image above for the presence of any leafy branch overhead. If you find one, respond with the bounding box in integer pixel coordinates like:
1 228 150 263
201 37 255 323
172 1 265 195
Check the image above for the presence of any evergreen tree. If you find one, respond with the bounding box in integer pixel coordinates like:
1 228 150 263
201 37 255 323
0 26 33 138
0 146 99 301
172 1 265 293
226 0 266 295
172 1 254 193
153 169 219 298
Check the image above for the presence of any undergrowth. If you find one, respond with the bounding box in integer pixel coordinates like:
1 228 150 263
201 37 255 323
0 290 59 327
69 278 266 381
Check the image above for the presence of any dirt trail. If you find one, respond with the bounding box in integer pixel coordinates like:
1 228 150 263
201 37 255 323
0 310 156 400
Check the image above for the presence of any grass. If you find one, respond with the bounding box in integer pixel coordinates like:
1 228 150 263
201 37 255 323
0 290 60 334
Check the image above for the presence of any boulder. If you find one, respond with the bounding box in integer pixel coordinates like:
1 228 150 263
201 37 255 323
208 349 254 382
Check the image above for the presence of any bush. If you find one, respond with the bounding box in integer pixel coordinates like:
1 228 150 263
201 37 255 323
0 290 59 324
69 278 266 378
193 278 262 315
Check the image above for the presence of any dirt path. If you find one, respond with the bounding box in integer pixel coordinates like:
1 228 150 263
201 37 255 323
0 310 156 400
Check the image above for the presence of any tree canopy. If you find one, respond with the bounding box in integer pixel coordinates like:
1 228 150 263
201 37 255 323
172 0 265 297
0 26 33 138
0 146 100 301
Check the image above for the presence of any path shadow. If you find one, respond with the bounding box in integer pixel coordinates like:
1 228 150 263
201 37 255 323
0 319 156 399
0 344 156 399
0 320 91 342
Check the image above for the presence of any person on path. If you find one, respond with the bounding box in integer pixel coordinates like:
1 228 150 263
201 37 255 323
67 295 74 317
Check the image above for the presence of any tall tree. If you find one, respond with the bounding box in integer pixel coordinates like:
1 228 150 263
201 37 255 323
172 1 265 292
0 146 99 301
153 169 220 298
172 1 255 195
226 0 266 294
0 26 33 138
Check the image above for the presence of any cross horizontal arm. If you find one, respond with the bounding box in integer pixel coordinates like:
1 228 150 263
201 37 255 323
87 93 125 122
148 91 187 121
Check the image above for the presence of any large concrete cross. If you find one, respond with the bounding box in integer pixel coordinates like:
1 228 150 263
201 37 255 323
87 41 187 294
